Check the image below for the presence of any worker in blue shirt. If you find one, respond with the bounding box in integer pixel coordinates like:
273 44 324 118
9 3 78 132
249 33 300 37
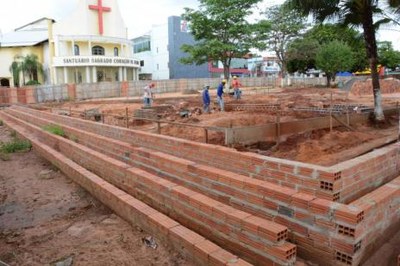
202 85 211 113
217 79 226 111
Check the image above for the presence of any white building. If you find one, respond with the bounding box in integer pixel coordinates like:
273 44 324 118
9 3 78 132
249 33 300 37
0 0 140 86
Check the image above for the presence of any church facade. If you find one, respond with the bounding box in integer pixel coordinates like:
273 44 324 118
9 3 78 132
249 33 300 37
0 0 140 86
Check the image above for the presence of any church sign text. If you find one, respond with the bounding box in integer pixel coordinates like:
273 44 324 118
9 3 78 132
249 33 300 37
54 56 140 67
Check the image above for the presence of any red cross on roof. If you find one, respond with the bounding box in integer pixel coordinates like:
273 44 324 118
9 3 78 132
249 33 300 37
89 0 111 35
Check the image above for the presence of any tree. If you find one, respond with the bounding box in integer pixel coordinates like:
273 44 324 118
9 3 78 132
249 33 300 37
316 41 355 87
9 56 23 87
8 54 43 87
181 0 264 80
286 0 400 122
378 41 400 69
286 38 320 74
287 24 368 74
259 4 307 77
21 54 43 84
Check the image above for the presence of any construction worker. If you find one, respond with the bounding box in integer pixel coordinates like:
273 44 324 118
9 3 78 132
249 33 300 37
231 76 242 100
202 85 211 113
217 79 226 111
143 82 155 107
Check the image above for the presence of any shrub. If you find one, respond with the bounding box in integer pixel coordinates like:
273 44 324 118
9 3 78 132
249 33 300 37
42 124 65 137
0 120 3 126
26 80 41 85
0 139 32 153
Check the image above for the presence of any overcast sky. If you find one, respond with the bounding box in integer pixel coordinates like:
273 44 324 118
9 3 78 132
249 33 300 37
0 0 398 49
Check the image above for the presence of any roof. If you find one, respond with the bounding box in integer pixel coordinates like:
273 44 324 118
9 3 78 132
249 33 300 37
0 17 53 48
0 29 48 48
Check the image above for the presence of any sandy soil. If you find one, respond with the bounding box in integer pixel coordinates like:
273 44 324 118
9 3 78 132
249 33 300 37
42 87 400 167
0 125 191 266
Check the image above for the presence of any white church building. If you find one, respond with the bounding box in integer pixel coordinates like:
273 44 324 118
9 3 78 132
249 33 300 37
0 0 140 86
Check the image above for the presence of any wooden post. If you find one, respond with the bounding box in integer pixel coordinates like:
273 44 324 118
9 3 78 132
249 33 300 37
330 92 333 133
397 102 400 141
84 109 87 120
276 110 281 145
125 107 129 128
69 106 72 117
204 128 209 143
101 111 105 124
157 121 161 134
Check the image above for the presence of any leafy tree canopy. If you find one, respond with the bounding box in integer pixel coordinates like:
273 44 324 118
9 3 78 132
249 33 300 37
181 0 265 79
316 40 355 87
259 4 307 77
287 24 368 73
378 41 400 69
286 0 400 121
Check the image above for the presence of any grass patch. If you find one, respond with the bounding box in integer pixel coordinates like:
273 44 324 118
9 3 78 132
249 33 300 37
42 124 65 137
0 139 32 154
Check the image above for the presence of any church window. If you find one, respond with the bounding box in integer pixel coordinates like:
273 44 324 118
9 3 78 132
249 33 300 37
74 44 80 56
114 47 119 56
92 46 105 55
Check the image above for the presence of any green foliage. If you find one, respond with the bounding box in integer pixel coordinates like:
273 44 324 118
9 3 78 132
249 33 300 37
287 38 320 74
0 139 32 154
0 120 3 126
316 41 355 87
42 124 65 137
378 41 400 69
259 4 307 77
287 24 368 73
26 80 41 86
181 0 264 79
8 54 43 87
286 0 400 121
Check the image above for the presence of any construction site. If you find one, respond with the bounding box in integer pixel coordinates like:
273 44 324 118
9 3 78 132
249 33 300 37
1 77 400 266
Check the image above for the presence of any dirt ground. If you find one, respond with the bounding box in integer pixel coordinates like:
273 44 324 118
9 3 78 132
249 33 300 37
2 85 400 265
0 125 192 266
49 87 400 166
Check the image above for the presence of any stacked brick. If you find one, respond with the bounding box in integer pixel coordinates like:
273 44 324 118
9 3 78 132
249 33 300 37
9 106 400 205
2 106 400 265
350 78 400 96
0 111 295 265
0 117 251 266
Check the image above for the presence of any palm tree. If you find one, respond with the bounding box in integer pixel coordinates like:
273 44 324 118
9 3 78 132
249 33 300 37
286 0 400 122
9 55 23 87
21 54 43 84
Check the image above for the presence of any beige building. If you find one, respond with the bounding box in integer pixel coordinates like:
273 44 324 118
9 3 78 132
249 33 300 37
0 0 140 86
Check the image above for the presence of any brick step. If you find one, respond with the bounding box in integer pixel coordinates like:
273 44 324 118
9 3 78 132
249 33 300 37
11 106 393 266
9 106 338 200
0 111 296 266
0 114 251 266
4 107 365 258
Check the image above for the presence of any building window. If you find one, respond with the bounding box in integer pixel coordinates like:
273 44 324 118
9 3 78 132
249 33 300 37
114 47 119 56
140 60 144 67
92 46 105 55
74 44 80 56
133 40 150 53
